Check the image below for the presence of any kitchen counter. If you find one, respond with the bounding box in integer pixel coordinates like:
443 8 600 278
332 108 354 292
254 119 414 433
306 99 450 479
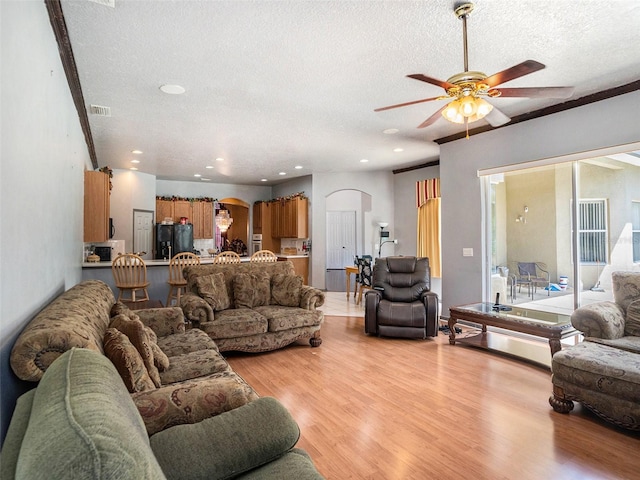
276 254 310 259
82 256 251 268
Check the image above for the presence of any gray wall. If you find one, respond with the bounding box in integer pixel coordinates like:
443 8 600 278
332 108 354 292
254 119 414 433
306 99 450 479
1 0 90 443
439 91 640 317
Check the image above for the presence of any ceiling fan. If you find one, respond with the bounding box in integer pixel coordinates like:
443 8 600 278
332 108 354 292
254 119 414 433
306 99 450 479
375 2 575 131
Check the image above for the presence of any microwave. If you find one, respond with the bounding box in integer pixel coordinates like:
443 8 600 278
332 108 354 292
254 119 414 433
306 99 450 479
94 246 111 262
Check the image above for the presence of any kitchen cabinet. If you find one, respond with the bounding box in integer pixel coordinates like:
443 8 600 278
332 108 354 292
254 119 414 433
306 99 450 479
83 170 110 242
271 197 308 238
253 202 280 253
192 201 213 239
278 256 309 285
155 200 173 223
156 199 213 239
252 202 262 233
173 200 191 222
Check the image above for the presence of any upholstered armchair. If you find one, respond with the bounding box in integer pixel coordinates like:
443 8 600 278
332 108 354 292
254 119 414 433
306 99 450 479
364 256 439 338
549 271 640 430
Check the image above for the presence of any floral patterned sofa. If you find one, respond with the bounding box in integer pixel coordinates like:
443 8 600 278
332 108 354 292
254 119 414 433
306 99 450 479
180 261 324 352
549 271 640 430
10 280 258 435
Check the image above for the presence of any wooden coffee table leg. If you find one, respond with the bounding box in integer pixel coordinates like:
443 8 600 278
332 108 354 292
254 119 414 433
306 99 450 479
549 339 562 357
448 316 457 344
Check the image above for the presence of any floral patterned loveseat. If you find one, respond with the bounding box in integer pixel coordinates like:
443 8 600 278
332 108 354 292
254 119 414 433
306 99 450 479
10 280 258 435
549 271 640 430
180 260 324 352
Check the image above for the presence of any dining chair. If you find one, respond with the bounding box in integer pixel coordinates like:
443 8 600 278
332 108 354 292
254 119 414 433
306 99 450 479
111 253 150 303
250 250 278 263
213 251 242 264
355 256 373 305
166 252 201 306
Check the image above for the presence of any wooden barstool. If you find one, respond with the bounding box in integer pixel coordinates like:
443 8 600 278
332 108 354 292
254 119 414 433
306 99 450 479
213 251 241 264
112 254 150 303
250 250 278 263
166 252 201 307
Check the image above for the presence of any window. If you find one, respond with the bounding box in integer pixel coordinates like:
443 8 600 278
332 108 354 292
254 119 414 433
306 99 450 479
633 201 640 263
579 199 608 264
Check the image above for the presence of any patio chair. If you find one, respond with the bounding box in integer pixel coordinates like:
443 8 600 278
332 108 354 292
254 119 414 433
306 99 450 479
516 262 550 298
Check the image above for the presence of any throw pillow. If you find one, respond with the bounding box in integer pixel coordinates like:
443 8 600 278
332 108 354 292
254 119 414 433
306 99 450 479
625 299 640 336
144 326 170 372
271 274 303 307
110 313 162 387
196 272 231 311
103 328 156 393
233 271 271 308
110 301 130 318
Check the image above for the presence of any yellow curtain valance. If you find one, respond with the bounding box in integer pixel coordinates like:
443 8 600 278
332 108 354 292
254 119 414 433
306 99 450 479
416 178 440 208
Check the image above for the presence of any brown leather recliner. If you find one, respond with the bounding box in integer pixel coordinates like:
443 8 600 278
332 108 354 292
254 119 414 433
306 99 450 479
364 256 439 338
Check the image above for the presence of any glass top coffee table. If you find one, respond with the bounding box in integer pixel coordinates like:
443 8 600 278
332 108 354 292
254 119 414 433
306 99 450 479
448 302 580 367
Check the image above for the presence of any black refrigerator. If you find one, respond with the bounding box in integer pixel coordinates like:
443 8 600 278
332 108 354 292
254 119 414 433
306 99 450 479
155 223 194 259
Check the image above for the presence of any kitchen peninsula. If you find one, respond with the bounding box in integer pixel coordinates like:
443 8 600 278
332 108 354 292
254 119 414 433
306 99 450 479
82 253 310 304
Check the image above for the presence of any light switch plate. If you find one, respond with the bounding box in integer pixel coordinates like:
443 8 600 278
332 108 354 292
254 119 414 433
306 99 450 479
462 248 473 257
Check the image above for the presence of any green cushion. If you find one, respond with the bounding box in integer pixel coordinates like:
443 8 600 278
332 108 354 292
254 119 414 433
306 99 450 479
15 348 166 480
150 397 301 480
0 389 36 480
240 449 325 479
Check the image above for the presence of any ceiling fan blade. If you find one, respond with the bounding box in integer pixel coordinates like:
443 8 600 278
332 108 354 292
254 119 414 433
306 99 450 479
496 86 575 98
407 74 456 90
374 96 441 112
417 105 447 129
485 106 511 127
484 60 545 87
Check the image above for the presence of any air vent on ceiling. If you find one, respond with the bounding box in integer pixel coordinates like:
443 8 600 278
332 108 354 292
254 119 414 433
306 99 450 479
90 104 111 117
88 0 115 7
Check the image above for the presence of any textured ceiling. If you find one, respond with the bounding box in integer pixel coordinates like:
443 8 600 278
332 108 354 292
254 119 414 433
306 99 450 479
60 0 640 185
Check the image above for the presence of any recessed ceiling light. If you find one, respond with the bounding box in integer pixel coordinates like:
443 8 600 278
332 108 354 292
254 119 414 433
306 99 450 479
215 157 224 162
131 159 140 164
205 165 214 169
194 174 201 177
130 167 138 171
200 178 211 181
159 84 185 95
131 150 143 154
261 178 268 182
383 128 399 135
360 159 369 163
393 148 404 152
279 172 286 176
294 165 303 169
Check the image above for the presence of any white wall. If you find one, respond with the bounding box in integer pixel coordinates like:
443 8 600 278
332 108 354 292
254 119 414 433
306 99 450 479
110 169 157 252
439 91 640 317
311 171 394 288
1 0 89 443
393 164 441 298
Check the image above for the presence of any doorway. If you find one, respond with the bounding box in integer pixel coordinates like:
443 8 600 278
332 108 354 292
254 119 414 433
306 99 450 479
133 209 154 261
326 210 356 291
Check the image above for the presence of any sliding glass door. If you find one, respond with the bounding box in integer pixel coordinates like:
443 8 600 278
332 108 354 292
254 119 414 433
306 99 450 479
484 149 640 314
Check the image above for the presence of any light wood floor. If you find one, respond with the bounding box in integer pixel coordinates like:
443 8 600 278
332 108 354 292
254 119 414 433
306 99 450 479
226 315 640 480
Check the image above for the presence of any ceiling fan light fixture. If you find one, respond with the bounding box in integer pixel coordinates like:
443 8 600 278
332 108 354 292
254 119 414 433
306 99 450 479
442 96 493 124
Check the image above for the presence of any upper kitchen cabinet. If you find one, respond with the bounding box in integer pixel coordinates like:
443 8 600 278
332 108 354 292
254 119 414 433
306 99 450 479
192 200 213 239
155 199 173 223
83 170 110 242
155 197 213 239
271 196 308 239
173 200 191 221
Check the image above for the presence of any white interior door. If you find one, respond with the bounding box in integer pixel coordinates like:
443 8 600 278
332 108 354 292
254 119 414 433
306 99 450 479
133 210 154 260
326 210 356 268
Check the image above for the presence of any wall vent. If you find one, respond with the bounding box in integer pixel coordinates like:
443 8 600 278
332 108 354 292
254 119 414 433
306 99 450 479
90 104 111 117
88 0 115 7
